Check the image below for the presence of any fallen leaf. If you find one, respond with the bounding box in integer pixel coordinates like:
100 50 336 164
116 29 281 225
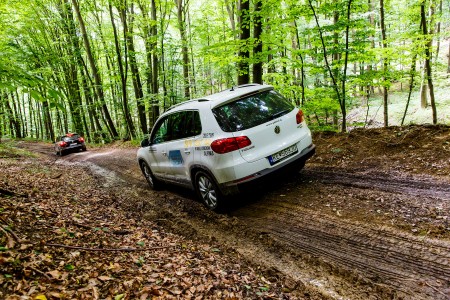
35 295 47 300
48 270 61 279
98 276 112 281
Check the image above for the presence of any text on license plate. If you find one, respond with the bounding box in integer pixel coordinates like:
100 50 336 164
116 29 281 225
268 144 298 165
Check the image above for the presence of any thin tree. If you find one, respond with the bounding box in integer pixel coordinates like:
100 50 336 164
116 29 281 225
421 0 437 124
71 0 118 139
110 1 136 139
122 1 147 135
380 0 389 127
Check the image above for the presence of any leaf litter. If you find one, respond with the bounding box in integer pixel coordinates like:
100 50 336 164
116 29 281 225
0 156 298 299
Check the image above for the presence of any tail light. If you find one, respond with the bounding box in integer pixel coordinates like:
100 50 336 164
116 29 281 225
211 136 252 154
78 137 85 143
59 141 67 147
296 109 304 124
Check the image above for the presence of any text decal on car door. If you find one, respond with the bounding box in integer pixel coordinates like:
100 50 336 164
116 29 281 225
168 150 184 165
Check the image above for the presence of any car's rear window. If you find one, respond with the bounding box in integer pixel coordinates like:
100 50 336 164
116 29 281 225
62 134 79 141
212 90 295 132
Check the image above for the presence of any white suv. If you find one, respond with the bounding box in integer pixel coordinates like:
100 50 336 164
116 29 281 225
137 84 315 211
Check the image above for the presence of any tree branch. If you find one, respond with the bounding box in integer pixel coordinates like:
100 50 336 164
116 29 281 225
45 243 172 252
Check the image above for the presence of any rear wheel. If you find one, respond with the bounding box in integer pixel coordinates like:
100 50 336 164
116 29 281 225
141 161 161 190
195 171 223 211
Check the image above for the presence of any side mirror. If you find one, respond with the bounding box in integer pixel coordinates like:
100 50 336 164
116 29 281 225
140 138 150 148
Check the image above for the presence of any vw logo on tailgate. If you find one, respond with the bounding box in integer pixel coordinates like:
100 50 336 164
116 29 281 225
274 125 281 134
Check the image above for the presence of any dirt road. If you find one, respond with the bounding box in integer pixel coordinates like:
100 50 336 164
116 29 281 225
16 126 450 299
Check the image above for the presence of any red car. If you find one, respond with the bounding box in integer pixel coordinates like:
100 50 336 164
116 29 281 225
54 133 87 156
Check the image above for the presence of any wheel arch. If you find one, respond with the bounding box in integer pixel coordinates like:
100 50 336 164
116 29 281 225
190 164 219 188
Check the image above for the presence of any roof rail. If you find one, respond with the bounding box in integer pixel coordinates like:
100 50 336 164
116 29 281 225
229 83 261 92
165 98 208 112
236 83 261 88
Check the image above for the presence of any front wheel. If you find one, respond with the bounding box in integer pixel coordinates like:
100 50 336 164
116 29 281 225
141 161 161 190
195 171 223 211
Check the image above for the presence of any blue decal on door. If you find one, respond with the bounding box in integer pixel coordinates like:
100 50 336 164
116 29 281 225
168 150 184 165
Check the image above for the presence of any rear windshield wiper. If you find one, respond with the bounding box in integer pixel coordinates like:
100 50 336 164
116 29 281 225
270 109 291 120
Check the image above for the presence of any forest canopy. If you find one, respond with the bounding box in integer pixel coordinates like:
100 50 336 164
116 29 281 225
0 0 449 142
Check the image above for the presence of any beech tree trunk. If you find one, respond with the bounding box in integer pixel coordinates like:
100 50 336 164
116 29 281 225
252 0 263 84
237 0 250 85
122 3 147 135
110 2 136 140
421 1 437 124
175 0 190 98
71 0 118 139
380 0 389 127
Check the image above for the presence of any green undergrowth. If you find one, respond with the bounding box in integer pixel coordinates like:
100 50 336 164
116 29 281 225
0 141 36 159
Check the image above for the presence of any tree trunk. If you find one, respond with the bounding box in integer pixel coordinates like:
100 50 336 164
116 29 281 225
448 39 450 73
380 0 389 127
224 0 236 34
123 3 147 135
252 0 263 84
421 1 437 124
401 51 418 125
175 0 190 98
150 0 159 125
435 0 442 59
293 20 306 106
308 0 345 130
4 94 22 138
110 2 136 140
71 0 118 139
237 0 250 85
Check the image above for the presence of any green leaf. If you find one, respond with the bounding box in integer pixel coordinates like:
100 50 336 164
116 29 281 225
331 148 343 153
211 248 220 252
136 241 145 247
259 286 269 291
65 264 75 271
114 294 125 300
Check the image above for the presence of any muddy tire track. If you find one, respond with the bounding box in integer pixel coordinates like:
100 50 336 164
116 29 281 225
303 167 450 200
233 201 450 299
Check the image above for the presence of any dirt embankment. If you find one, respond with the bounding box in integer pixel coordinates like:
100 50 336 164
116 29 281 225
7 125 450 299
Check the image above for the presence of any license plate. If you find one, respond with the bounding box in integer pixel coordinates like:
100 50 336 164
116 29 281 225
268 144 298 165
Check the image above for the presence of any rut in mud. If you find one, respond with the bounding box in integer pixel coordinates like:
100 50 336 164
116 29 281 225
14 126 450 299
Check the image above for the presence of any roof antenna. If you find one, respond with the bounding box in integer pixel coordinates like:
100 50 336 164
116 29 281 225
230 86 234 91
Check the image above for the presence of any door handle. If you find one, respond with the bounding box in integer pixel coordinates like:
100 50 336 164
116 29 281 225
161 151 167 156
184 150 191 155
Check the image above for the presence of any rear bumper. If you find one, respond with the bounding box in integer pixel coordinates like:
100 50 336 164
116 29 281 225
219 143 315 195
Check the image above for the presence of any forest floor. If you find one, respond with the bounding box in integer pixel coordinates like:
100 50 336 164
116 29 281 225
1 125 449 299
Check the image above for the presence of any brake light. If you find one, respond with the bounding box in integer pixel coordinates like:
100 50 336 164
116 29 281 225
78 137 85 143
296 109 304 124
211 136 252 154
59 141 67 147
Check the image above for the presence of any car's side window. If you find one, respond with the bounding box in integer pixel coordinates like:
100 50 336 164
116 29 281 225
151 111 202 144
151 117 170 144
169 112 188 141
188 111 202 137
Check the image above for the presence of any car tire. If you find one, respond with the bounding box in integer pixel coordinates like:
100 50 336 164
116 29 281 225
56 148 64 156
81 146 87 151
140 161 161 190
195 171 223 211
